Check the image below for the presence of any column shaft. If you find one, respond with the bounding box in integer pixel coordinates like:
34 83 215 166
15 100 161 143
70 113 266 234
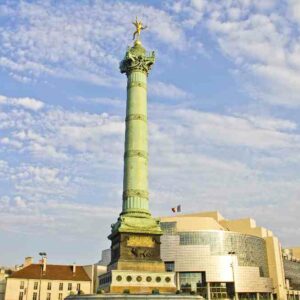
122 70 149 215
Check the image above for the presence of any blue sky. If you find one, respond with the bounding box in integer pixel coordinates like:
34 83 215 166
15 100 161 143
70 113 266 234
1 0 300 266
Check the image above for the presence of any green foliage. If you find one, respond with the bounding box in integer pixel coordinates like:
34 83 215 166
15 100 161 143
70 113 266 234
123 289 130 294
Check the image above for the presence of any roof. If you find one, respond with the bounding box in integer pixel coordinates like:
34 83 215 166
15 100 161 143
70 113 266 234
160 214 226 231
9 264 91 281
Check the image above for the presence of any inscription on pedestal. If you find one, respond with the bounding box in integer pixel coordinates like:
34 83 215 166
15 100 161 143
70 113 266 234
127 235 155 248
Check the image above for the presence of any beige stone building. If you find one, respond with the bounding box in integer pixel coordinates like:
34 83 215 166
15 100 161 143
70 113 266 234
4 258 92 300
159 211 300 300
0 268 12 300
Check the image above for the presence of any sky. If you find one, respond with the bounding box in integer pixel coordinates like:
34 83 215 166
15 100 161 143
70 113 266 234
0 0 300 266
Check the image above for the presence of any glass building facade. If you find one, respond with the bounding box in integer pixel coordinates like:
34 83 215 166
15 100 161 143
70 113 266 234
284 260 300 291
160 222 273 299
179 231 269 277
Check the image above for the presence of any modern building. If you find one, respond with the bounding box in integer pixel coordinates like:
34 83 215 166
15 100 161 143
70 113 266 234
4 257 93 300
283 248 300 299
159 211 300 300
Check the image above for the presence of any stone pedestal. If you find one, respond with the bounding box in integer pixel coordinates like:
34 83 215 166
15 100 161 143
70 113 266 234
102 230 176 293
108 232 165 272
99 270 176 294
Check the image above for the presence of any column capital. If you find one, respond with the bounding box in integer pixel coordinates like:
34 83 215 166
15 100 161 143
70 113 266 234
120 41 155 75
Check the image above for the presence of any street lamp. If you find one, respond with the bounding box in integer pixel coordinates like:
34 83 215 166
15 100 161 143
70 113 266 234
38 252 47 300
228 251 238 300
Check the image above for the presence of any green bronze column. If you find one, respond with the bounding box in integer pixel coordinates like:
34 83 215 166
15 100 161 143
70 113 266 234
109 27 162 237
120 39 154 217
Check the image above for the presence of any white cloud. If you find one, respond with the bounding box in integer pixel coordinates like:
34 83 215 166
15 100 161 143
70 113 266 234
1 1 300 108
0 194 117 236
200 1 300 107
0 1 187 86
162 0 300 107
149 81 192 100
288 0 300 23
0 95 44 111
1 95 300 245
0 137 23 149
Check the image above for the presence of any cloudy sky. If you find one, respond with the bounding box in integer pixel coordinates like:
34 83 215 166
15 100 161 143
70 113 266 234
1 0 300 266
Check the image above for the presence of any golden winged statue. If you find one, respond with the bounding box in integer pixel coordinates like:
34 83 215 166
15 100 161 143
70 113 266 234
132 17 147 41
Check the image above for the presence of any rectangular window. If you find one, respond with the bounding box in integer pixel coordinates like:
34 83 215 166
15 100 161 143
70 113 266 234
160 222 177 234
58 293 63 300
33 282 38 290
19 292 24 300
32 292 37 300
165 261 175 272
59 282 63 291
46 293 51 300
47 282 51 290
20 281 25 289
179 272 203 293
77 283 81 291
68 283 72 291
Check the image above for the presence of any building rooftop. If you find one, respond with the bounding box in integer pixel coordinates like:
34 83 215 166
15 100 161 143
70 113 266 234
9 264 91 281
160 211 275 239
161 215 226 231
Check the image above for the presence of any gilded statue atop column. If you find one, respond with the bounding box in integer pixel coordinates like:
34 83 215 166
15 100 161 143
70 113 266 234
132 17 147 40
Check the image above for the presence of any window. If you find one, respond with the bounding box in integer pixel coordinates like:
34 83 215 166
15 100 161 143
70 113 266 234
68 283 72 291
46 293 51 300
58 293 63 300
160 222 177 234
165 261 175 272
59 282 63 291
179 272 203 294
19 292 24 300
47 282 52 290
33 282 38 290
76 283 81 291
20 281 25 289
32 292 37 300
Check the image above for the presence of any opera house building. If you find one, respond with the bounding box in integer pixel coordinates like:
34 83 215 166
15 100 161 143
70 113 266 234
158 211 300 300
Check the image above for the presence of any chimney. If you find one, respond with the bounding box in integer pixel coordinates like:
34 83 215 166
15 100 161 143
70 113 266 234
72 263 76 274
24 257 33 267
42 257 47 272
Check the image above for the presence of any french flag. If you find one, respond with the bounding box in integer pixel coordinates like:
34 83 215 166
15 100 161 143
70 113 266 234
171 205 181 213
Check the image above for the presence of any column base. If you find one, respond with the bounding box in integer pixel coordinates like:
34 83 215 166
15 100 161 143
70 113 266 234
99 270 177 294
110 214 162 238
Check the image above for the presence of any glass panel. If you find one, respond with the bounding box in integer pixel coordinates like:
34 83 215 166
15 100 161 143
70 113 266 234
179 231 269 277
283 260 300 290
179 272 203 293
160 222 177 235
165 261 175 272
